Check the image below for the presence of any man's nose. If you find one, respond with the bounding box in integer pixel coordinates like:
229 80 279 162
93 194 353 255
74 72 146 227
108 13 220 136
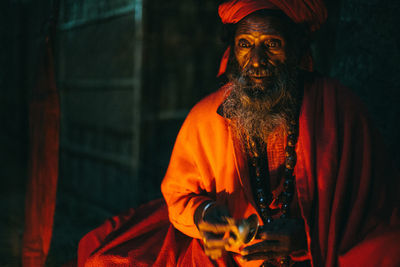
250 46 267 68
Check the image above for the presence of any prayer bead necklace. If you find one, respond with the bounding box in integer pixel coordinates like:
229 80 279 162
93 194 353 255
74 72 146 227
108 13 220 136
246 119 298 224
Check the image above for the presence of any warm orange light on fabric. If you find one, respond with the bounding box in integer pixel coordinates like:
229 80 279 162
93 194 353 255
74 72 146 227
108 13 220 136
217 47 231 77
218 0 278 24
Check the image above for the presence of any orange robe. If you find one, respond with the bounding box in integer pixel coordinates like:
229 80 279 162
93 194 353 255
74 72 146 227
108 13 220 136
77 73 400 267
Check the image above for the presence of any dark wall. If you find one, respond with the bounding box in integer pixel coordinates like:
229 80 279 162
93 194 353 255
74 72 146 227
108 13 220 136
313 0 400 160
140 0 225 202
0 0 399 266
328 0 400 156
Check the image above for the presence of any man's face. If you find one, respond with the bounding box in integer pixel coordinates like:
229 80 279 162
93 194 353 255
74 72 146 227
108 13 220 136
223 13 301 144
234 14 288 87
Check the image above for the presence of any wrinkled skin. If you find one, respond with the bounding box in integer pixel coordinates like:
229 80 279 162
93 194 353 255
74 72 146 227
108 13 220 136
195 202 307 263
233 14 287 88
241 218 307 264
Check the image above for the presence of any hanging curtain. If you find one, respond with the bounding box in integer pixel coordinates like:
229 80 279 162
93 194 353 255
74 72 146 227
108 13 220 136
22 17 60 267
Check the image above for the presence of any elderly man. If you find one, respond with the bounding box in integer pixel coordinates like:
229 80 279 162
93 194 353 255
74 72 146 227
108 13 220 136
77 1 399 266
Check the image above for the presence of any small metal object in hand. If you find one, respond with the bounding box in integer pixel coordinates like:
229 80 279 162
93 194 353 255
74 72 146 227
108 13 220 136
226 214 260 247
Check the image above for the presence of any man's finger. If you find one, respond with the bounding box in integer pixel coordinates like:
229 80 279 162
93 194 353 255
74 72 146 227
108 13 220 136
241 240 281 255
242 251 287 262
198 220 233 234
204 247 224 260
257 230 284 240
203 234 229 248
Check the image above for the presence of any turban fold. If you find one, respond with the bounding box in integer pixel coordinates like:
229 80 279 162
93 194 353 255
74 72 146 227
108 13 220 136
219 0 327 31
217 0 327 76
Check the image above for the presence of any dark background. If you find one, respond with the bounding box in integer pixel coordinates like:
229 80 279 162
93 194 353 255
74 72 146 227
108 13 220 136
0 0 399 266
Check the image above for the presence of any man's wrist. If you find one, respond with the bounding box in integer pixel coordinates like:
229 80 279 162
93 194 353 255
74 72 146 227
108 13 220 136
201 202 215 220
194 200 215 227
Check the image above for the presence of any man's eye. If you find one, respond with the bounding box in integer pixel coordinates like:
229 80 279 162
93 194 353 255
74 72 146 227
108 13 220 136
238 39 251 48
266 39 281 48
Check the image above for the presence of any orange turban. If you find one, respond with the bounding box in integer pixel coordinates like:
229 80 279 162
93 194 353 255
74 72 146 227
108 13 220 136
217 0 327 76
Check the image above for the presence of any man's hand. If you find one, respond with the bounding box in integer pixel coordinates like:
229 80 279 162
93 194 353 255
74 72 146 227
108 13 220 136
240 218 308 263
194 202 232 260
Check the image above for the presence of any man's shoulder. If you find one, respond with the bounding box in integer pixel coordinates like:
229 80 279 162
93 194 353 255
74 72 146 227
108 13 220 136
305 72 342 90
307 72 362 103
305 72 370 120
175 85 230 140
186 84 229 121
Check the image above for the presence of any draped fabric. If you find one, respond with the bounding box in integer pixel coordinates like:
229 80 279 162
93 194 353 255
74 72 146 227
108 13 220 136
218 0 327 30
22 36 60 267
76 73 399 267
76 199 234 267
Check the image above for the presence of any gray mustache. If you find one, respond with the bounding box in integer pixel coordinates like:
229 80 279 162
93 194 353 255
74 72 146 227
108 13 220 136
244 63 276 77
247 68 271 77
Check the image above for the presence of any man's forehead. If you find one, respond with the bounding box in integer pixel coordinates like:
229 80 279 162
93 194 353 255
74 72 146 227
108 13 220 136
235 14 288 37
